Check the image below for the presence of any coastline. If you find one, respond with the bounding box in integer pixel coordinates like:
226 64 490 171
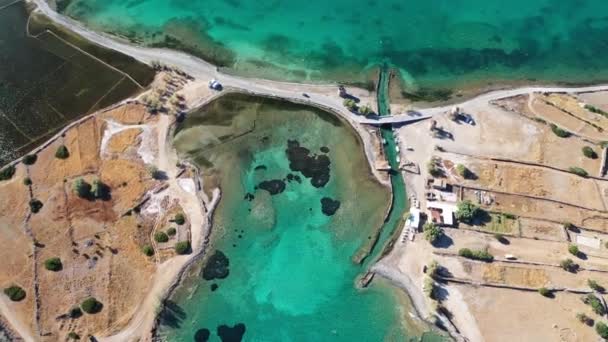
6 2 608 341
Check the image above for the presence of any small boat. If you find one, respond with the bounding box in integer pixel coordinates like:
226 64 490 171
395 146 400 152
395 155 400 163
382 138 387 145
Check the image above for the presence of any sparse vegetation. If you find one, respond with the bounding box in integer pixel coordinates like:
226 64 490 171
568 244 579 256
583 294 606 316
73 179 91 198
560 258 578 272
538 287 551 297
455 200 482 223
22 154 37 165
550 124 571 138
29 199 43 213
67 332 80 340
455 164 473 179
427 157 443 177
142 245 154 257
44 257 63 272
343 99 357 112
69 306 82 318
167 227 177 236
81 297 103 314
596 321 608 339
458 248 494 262
358 105 373 115
576 312 594 326
427 260 440 278
154 231 169 243
423 222 444 244
175 241 191 255
4 285 26 301
582 146 598 159
174 213 186 225
585 104 608 118
423 276 436 299
91 179 109 199
588 279 605 292
55 145 70 159
569 167 589 178
0 165 16 181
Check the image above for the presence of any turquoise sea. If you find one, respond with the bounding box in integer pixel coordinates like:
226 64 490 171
60 0 608 89
166 94 438 341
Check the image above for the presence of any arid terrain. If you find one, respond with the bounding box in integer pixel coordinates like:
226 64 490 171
377 88 608 341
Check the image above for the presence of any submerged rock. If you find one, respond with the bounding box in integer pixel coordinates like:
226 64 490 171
320 197 341 216
257 179 286 195
320 146 330 153
210 283 219 292
194 328 211 342
285 140 331 188
244 193 255 201
217 323 246 342
254 165 267 171
202 250 230 281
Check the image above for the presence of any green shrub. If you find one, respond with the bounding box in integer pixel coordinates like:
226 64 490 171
596 321 608 339
576 312 593 326
142 245 154 256
148 165 163 180
343 99 357 111
175 241 191 255
455 200 481 223
73 179 91 198
44 257 63 272
29 199 43 213
588 279 605 292
167 227 177 236
568 244 579 256
154 231 169 243
569 167 588 178
80 297 103 314
23 177 32 186
563 222 576 231
0 165 16 181
427 261 440 278
550 124 571 138
455 164 473 179
358 105 373 116
91 179 108 199
3 285 26 301
458 248 494 262
174 213 186 225
67 332 80 340
55 145 70 159
423 276 435 299
423 222 444 244
22 154 37 165
538 287 551 297
582 146 598 159
585 104 608 117
583 294 606 316
560 258 578 272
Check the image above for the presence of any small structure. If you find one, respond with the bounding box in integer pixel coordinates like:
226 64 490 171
427 201 457 226
407 208 421 231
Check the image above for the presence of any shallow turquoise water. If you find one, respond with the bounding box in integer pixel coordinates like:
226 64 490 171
61 0 608 88
165 94 423 341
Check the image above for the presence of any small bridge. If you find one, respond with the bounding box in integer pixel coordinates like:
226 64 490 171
356 111 436 126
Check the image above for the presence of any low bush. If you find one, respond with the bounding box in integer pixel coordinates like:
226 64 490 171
44 257 63 272
22 154 37 165
427 261 440 278
0 165 16 181
560 258 578 272
174 213 186 225
569 167 589 178
175 241 191 255
423 222 444 244
4 285 26 301
596 321 608 339
69 306 82 319
80 297 103 314
455 164 473 179
568 244 579 256
29 199 43 213
358 105 373 116
67 332 80 340
576 312 593 326
23 177 32 186
583 294 606 315
582 146 598 159
550 124 571 138
538 287 551 297
167 227 177 236
142 245 154 257
423 276 435 299
73 179 91 198
458 248 494 262
585 104 608 117
455 200 482 223
343 99 357 111
588 279 605 292
55 145 70 159
154 231 169 243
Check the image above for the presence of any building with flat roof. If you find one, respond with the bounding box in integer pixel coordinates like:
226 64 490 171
427 201 456 226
